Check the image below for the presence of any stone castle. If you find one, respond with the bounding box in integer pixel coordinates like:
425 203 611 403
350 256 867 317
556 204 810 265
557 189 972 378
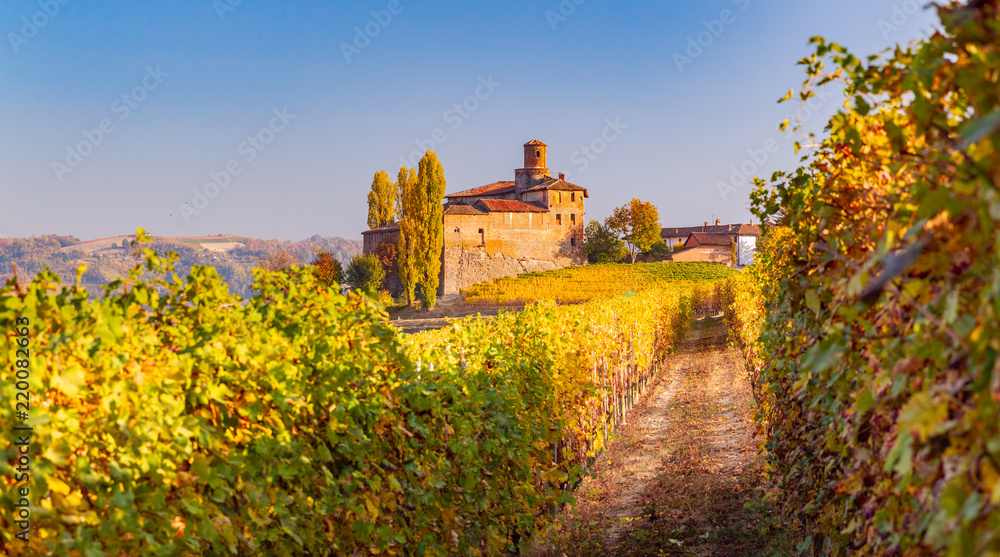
362 140 587 295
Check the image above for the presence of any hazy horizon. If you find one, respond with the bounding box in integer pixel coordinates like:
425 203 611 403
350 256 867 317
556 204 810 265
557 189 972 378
1 1 939 242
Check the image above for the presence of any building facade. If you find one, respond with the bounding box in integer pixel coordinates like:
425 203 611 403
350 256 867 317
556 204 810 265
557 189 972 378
362 140 588 296
661 221 762 267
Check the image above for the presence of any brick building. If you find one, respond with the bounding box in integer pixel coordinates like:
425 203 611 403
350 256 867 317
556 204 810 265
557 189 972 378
660 220 762 267
362 140 588 295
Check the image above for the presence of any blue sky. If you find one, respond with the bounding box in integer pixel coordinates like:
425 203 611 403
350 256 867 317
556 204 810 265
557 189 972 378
0 0 940 242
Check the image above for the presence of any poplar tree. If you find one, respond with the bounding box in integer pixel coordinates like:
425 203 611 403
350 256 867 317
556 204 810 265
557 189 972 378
416 151 446 309
366 170 396 229
394 175 404 225
395 166 419 305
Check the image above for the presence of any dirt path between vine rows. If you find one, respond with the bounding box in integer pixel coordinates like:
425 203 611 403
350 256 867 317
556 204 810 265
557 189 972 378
532 315 774 557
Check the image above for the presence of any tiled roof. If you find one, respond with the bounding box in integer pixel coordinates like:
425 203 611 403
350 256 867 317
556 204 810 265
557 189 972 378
445 181 516 199
523 177 589 197
475 199 548 213
443 204 486 216
686 232 736 247
662 223 761 237
524 139 547 146
361 223 399 235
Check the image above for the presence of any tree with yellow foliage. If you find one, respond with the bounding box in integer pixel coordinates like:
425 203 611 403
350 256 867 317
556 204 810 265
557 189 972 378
416 151 446 308
366 170 397 229
605 198 661 263
396 166 419 305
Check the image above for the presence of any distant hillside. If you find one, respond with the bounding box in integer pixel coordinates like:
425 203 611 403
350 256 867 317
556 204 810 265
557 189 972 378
1 233 362 297
63 234 250 255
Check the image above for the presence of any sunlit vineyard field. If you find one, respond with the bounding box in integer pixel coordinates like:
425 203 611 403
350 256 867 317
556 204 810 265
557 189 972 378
0 234 713 555
462 261 737 305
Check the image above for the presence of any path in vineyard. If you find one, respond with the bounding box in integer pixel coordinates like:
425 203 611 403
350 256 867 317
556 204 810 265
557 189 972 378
532 315 767 557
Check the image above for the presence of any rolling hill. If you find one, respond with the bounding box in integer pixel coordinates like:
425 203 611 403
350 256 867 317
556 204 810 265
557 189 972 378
2 233 362 297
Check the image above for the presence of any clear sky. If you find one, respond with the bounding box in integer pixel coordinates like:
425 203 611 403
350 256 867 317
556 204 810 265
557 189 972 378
0 0 940 242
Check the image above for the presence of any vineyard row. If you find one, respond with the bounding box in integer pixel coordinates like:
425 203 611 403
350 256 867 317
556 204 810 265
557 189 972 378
0 254 722 556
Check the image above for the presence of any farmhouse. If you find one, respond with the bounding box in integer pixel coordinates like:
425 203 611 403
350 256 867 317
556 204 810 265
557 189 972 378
362 140 588 295
661 220 761 267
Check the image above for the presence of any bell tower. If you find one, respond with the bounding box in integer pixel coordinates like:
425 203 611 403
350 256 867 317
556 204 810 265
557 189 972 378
523 139 546 169
515 139 549 197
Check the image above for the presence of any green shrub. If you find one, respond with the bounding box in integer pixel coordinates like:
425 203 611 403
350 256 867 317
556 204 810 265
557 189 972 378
344 252 385 292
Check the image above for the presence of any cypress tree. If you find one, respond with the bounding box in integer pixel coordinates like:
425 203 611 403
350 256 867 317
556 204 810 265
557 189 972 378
396 166 419 305
416 151 446 309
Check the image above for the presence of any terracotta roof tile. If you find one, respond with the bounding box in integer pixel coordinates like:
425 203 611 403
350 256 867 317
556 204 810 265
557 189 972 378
475 199 547 213
443 204 486 216
523 178 589 197
524 139 547 146
686 232 736 247
445 181 515 198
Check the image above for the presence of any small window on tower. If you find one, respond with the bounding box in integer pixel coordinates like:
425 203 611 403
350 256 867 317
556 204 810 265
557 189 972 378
454 228 460 233
571 238 576 247
570 214 576 224
571 192 576 202
536 150 541 158
556 214 562 225
478 228 484 234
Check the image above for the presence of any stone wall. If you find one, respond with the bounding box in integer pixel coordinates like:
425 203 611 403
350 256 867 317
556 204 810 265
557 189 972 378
441 247 563 295
441 207 585 295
